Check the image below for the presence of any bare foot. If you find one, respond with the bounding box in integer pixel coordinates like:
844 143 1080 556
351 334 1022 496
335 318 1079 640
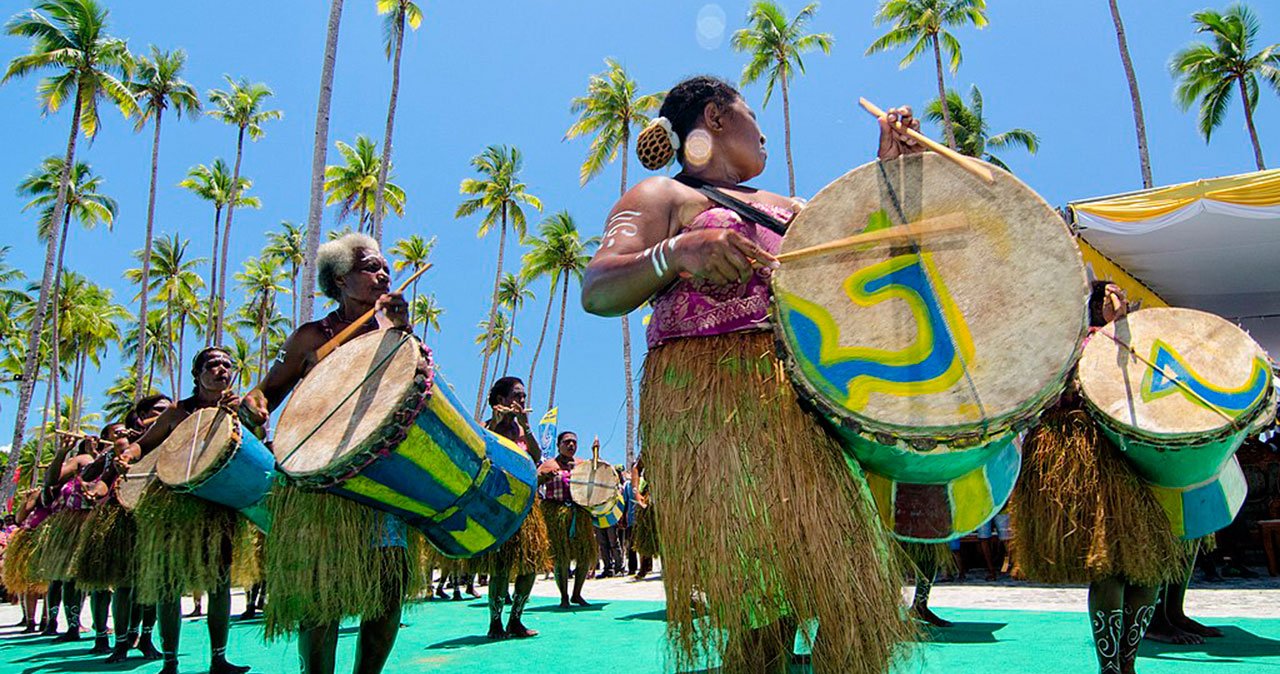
1173 615 1223 638
911 605 953 628
1144 620 1202 645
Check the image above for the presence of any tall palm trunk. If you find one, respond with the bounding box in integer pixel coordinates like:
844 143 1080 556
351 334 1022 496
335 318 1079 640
257 301 270 380
474 210 506 418
5 91 83 501
1108 0 1153 188
931 35 956 149
503 304 517 377
217 127 248 343
47 213 72 440
618 140 637 471
1239 78 1266 170
372 8 406 244
71 352 86 432
206 204 223 346
176 314 187 394
527 275 558 406
290 265 299 328
300 0 345 324
546 274 570 408
780 72 796 197
166 301 177 397
134 110 164 400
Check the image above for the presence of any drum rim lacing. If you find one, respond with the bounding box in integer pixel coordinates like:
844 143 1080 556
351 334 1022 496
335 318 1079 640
174 407 243 494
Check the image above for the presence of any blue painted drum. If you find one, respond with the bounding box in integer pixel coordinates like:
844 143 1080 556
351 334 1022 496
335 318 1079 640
272 330 537 559
588 495 623 529
153 407 275 532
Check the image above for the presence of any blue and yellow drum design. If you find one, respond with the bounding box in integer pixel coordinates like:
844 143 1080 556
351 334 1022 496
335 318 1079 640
588 495 624 529
773 153 1089 542
272 330 536 559
1078 307 1276 539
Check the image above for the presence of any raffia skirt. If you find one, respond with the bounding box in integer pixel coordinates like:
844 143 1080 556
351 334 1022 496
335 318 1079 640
478 495 550 577
263 485 423 640
32 508 93 581
632 503 660 559
133 483 238 604
540 500 598 569
230 526 266 589
71 499 136 590
2 528 46 594
895 541 957 579
1008 403 1188 587
640 331 911 674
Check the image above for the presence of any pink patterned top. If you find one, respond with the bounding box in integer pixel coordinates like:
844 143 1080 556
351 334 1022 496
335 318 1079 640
646 203 789 349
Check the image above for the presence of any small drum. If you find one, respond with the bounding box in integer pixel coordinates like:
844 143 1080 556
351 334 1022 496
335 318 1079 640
568 452 618 510
1078 307 1276 539
153 407 275 532
773 153 1089 542
117 451 160 511
588 495 624 529
272 330 536 559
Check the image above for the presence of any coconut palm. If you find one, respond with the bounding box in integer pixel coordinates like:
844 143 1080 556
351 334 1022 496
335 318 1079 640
496 272 533 376
53 273 125 422
390 233 434 322
371 0 422 243
411 293 443 343
264 221 306 327
224 332 257 390
1170 3 1280 170
234 256 290 379
300 0 347 326
520 211 598 408
179 159 260 342
128 46 200 400
121 308 172 398
2 0 136 484
102 373 156 424
0 247 29 347
206 75 282 343
125 234 206 394
1108 0 1154 188
475 312 515 384
924 85 1038 171
867 0 989 149
324 134 406 234
456 145 543 417
731 1 833 197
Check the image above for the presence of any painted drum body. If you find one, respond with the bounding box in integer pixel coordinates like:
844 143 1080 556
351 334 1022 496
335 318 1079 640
154 408 275 532
272 330 536 559
588 495 624 529
1078 307 1276 539
117 450 160 511
773 153 1088 542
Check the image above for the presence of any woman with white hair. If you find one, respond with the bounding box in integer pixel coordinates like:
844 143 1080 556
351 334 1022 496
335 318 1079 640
241 233 415 674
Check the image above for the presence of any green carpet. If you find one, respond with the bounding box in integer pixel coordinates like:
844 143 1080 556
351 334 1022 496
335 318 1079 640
1 598 1277 672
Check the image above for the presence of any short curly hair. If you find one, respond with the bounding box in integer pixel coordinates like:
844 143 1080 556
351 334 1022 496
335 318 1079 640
317 233 380 301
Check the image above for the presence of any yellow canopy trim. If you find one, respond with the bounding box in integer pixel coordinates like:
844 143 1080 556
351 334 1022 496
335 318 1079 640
1072 169 1280 222
1077 237 1168 309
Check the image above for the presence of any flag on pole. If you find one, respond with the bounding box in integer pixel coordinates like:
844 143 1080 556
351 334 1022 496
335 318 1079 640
537 408 558 450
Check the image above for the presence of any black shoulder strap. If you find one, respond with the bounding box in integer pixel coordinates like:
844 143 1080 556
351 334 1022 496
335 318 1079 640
674 175 789 236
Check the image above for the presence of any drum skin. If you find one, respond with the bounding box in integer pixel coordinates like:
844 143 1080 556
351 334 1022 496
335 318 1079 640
117 451 160 511
569 460 619 509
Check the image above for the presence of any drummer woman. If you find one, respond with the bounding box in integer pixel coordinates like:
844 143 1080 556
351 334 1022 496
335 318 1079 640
581 75 917 673
122 348 247 674
1009 281 1188 674
240 232 413 674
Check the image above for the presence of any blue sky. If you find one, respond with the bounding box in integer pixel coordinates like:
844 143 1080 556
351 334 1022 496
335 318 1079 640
1 1 1277 464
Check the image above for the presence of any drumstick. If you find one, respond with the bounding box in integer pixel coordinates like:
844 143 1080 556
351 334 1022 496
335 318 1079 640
1095 329 1237 424
53 429 88 440
776 212 969 264
314 263 433 362
858 98 995 185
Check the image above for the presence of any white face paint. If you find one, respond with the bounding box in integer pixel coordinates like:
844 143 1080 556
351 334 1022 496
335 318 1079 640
603 210 641 249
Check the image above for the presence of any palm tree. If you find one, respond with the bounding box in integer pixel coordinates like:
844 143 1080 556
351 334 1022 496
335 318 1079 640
121 309 172 398
474 312 514 384
264 221 305 328
495 272 533 376
371 0 422 244
1108 0 1154 188
224 331 257 390
0 247 29 348
411 293 443 343
1170 3 1280 170
128 46 200 400
731 1 833 196
234 256 290 379
125 234 205 394
924 85 1038 171
456 145 543 418
206 75 282 343
103 373 156 423
520 212 598 408
2 0 135 486
179 159 260 343
867 0 989 149
300 0 347 326
324 134 405 234
53 273 125 422
390 233 434 321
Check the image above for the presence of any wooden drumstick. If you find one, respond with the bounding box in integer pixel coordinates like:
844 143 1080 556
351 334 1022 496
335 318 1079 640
53 429 88 440
314 263 433 362
1096 329 1236 424
858 98 995 185
776 212 969 263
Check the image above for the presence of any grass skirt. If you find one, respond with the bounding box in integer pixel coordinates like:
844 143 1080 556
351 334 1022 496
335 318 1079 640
263 486 423 640
71 500 135 590
230 523 265 588
640 331 911 674
632 504 660 558
2 528 46 594
479 496 550 576
1009 402 1188 586
895 541 957 580
133 484 237 604
540 500 598 568
33 508 92 581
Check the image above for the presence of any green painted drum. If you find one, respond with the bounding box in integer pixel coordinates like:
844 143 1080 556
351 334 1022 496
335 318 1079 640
773 153 1089 542
1078 307 1276 539
588 495 623 529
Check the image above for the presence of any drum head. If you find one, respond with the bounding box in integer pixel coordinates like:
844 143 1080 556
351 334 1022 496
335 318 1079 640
1078 307 1273 440
117 451 159 510
569 461 618 508
274 330 427 477
154 407 239 488
773 153 1088 439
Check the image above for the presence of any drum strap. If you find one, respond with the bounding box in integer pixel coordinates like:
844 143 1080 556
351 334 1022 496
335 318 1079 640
428 458 493 524
675 175 789 236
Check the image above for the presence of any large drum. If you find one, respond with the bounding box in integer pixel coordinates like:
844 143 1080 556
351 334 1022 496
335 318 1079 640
154 407 275 532
1078 307 1276 539
568 448 618 510
272 330 536 559
773 153 1089 542
117 451 160 511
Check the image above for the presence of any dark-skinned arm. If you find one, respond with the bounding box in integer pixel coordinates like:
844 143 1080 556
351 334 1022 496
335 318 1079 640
240 324 326 425
122 406 183 462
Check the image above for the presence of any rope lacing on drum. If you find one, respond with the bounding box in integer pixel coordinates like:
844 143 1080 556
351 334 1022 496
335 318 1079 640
280 332 414 467
877 161 991 439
